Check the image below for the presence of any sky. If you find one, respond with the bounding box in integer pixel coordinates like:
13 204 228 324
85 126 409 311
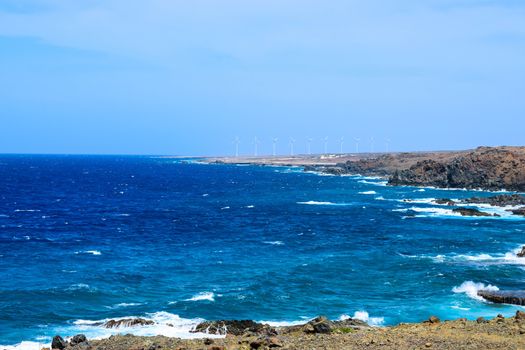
0 0 524 156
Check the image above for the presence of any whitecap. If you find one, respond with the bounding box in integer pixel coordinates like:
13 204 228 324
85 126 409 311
297 201 352 206
185 292 215 302
359 191 377 195
220 206 230 210
452 281 499 301
76 250 102 256
106 303 143 309
245 205 255 208
357 180 388 186
297 201 336 205
263 241 285 246
13 209 41 212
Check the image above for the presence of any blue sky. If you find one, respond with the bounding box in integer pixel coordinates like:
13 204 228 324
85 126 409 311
1 0 524 155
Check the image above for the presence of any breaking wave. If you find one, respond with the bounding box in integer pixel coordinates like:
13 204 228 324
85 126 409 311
452 281 499 302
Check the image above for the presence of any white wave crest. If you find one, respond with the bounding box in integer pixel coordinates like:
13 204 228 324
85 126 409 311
76 250 102 256
0 341 45 350
263 241 285 246
452 281 499 301
298 201 336 205
70 311 220 340
257 319 310 327
339 311 384 326
359 191 377 195
357 180 388 186
185 292 215 302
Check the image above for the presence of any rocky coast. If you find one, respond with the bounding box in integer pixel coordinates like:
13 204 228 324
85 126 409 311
41 313 525 350
203 146 525 192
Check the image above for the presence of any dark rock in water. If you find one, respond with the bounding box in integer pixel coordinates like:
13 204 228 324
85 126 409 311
70 334 87 346
103 318 155 328
51 335 67 350
477 290 525 306
192 320 275 336
304 316 334 334
462 194 525 207
510 208 525 217
452 208 493 217
434 198 456 206
517 246 525 258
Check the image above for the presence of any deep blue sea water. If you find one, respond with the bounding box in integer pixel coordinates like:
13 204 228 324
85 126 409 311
1 155 525 348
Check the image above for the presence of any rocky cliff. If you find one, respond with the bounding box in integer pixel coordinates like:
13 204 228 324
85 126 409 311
389 147 525 191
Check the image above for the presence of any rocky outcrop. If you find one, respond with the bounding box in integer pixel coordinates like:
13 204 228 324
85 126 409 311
282 316 369 335
389 147 525 191
511 208 525 216
51 335 67 350
69 334 88 346
452 208 496 217
103 318 155 328
434 199 456 206
462 194 525 207
191 320 276 336
477 290 525 306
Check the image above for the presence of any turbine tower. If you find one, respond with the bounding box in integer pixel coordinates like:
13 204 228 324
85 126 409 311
339 137 344 154
354 137 360 153
233 136 240 157
272 137 278 157
385 138 391 153
289 137 296 156
253 136 260 157
323 136 328 154
370 136 375 153
307 138 313 155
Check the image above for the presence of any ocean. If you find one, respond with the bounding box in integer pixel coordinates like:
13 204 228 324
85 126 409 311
1 155 524 348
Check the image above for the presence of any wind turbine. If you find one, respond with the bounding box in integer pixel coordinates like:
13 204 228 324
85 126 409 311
339 137 345 154
233 137 240 157
253 136 260 157
272 137 278 157
307 138 313 155
354 137 360 153
370 136 375 153
385 138 391 153
323 136 328 154
289 137 296 156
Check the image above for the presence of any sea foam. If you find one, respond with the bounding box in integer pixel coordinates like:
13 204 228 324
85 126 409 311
339 311 385 326
452 281 499 301
185 292 215 302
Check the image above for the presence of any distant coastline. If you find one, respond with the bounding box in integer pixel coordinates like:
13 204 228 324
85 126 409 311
202 146 525 192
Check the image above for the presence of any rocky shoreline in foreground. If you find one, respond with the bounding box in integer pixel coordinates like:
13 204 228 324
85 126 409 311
41 313 525 350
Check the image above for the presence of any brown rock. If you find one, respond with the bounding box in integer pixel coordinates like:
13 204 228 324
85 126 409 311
249 340 263 349
477 317 487 324
267 336 283 348
426 316 440 324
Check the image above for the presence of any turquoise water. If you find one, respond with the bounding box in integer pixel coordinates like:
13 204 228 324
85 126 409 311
1 155 524 348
